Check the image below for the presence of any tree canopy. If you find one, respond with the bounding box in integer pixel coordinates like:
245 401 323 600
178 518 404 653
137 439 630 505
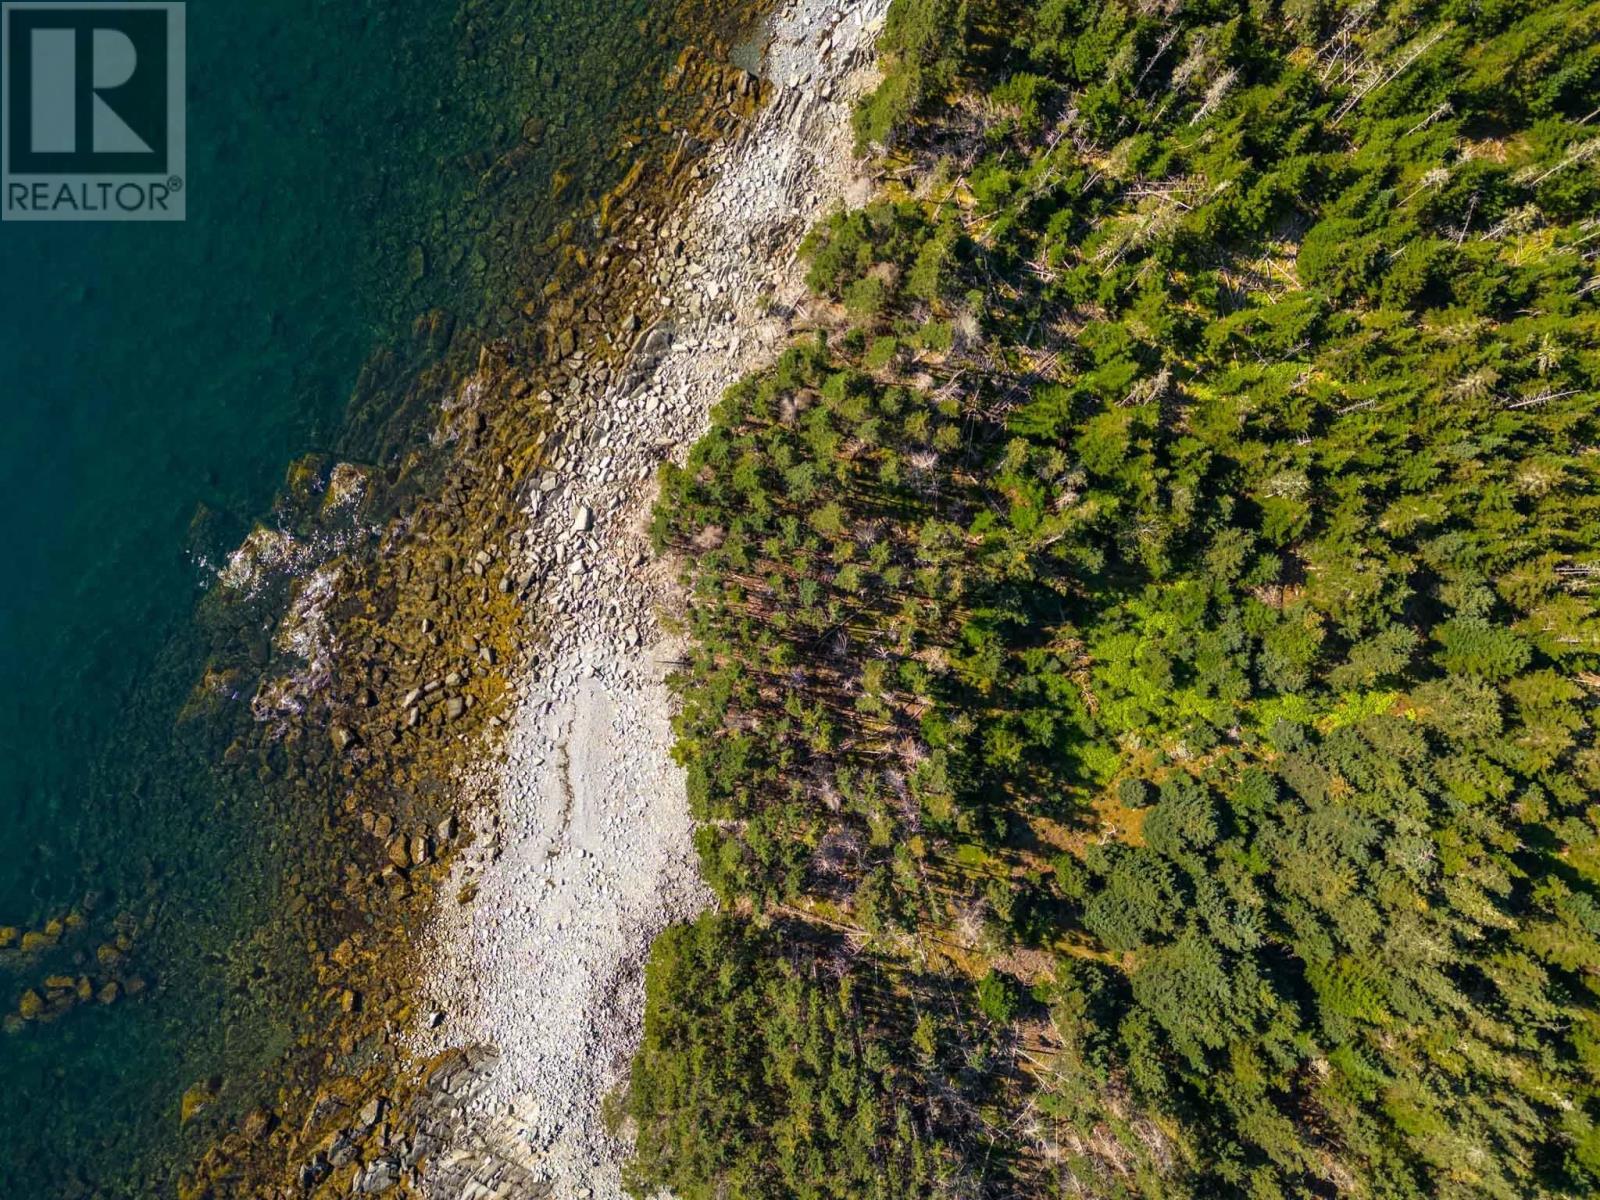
626 2 1600 1197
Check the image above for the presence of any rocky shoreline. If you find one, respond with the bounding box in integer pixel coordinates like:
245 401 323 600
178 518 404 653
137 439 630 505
408 1 889 1195
158 3 890 1195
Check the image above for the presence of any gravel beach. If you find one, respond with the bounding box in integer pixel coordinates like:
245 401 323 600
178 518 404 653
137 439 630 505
410 2 891 1195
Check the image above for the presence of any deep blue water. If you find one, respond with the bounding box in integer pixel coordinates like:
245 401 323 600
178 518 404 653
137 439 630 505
0 0 707 1190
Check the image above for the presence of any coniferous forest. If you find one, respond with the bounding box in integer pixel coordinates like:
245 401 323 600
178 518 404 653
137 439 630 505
621 2 1600 1196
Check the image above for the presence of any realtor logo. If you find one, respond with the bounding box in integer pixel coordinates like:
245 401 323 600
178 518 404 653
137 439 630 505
2 2 185 220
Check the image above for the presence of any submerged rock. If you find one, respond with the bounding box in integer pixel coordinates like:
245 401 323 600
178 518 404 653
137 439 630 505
181 1078 220 1124
240 1107 274 1142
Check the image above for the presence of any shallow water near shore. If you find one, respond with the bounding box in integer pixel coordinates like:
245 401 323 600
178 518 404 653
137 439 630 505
0 0 727 1190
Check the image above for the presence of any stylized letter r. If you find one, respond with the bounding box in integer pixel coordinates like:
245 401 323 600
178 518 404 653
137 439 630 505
29 25 152 154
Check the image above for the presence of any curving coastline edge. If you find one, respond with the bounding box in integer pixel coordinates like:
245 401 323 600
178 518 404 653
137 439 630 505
408 1 891 1195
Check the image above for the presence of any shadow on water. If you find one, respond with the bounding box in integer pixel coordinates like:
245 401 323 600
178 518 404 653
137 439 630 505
0 0 736 1190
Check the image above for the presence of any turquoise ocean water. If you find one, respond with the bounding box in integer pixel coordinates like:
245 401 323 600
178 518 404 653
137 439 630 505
0 0 710 1190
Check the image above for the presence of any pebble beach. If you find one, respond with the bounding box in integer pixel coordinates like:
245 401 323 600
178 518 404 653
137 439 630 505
409 2 891 1194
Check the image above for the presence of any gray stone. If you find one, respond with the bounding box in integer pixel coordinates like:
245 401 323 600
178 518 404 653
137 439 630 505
357 1158 399 1193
